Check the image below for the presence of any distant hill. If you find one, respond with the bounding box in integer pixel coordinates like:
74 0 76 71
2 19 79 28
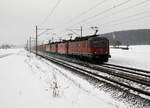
101 29 150 45
0 44 16 49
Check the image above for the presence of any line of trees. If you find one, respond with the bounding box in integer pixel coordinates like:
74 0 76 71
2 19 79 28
0 44 16 49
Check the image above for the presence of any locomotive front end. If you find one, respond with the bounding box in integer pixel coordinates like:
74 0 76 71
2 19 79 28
88 37 110 62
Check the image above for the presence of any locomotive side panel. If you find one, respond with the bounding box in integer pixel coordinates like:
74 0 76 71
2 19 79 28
46 44 51 52
81 40 88 55
68 41 86 55
57 42 68 54
51 43 57 53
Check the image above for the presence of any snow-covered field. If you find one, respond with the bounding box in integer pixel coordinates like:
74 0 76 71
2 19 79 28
0 49 16 58
109 45 150 71
0 49 125 108
0 46 150 108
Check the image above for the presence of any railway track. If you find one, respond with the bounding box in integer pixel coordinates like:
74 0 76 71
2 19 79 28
93 64 150 86
103 63 150 77
32 51 150 98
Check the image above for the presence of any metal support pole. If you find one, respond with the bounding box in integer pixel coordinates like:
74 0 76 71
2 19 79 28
81 26 82 37
36 26 38 56
27 40 28 51
30 36 31 53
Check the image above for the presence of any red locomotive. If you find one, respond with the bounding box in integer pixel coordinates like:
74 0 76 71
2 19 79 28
39 35 110 62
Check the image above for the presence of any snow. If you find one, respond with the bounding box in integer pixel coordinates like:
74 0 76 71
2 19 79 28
0 49 16 55
0 49 125 108
0 49 15 58
0 46 150 108
0 49 51 108
108 45 150 71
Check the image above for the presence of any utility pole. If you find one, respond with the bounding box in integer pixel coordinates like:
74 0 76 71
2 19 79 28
81 26 83 37
35 26 53 55
49 40 51 44
36 26 38 56
68 33 73 40
27 40 28 51
52 37 54 43
29 36 31 53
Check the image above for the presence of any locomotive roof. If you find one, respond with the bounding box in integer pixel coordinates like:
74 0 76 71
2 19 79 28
46 34 108 45
69 34 101 42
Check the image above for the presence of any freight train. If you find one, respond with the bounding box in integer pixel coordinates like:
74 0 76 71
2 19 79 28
38 35 111 62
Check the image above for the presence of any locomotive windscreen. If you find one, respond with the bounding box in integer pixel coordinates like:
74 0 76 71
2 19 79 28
92 41 100 48
89 37 109 48
102 40 109 48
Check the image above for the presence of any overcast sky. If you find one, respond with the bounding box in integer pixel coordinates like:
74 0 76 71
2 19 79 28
0 0 150 46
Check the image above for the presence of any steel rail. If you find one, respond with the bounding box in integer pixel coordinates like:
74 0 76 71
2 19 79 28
36 51 150 86
101 64 150 78
34 52 150 97
105 63 150 74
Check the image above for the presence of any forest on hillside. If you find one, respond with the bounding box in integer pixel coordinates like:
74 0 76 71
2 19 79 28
101 29 150 45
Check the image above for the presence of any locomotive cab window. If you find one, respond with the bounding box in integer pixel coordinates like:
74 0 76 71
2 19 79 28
89 37 109 48
91 41 100 48
102 40 108 47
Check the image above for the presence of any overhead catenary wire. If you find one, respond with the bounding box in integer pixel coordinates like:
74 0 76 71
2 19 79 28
103 12 150 27
101 9 150 26
68 0 132 28
38 29 53 37
57 0 131 34
62 0 107 25
39 0 62 26
55 0 108 31
100 16 150 34
64 0 150 35
32 0 150 41
85 0 150 26
89 9 150 34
